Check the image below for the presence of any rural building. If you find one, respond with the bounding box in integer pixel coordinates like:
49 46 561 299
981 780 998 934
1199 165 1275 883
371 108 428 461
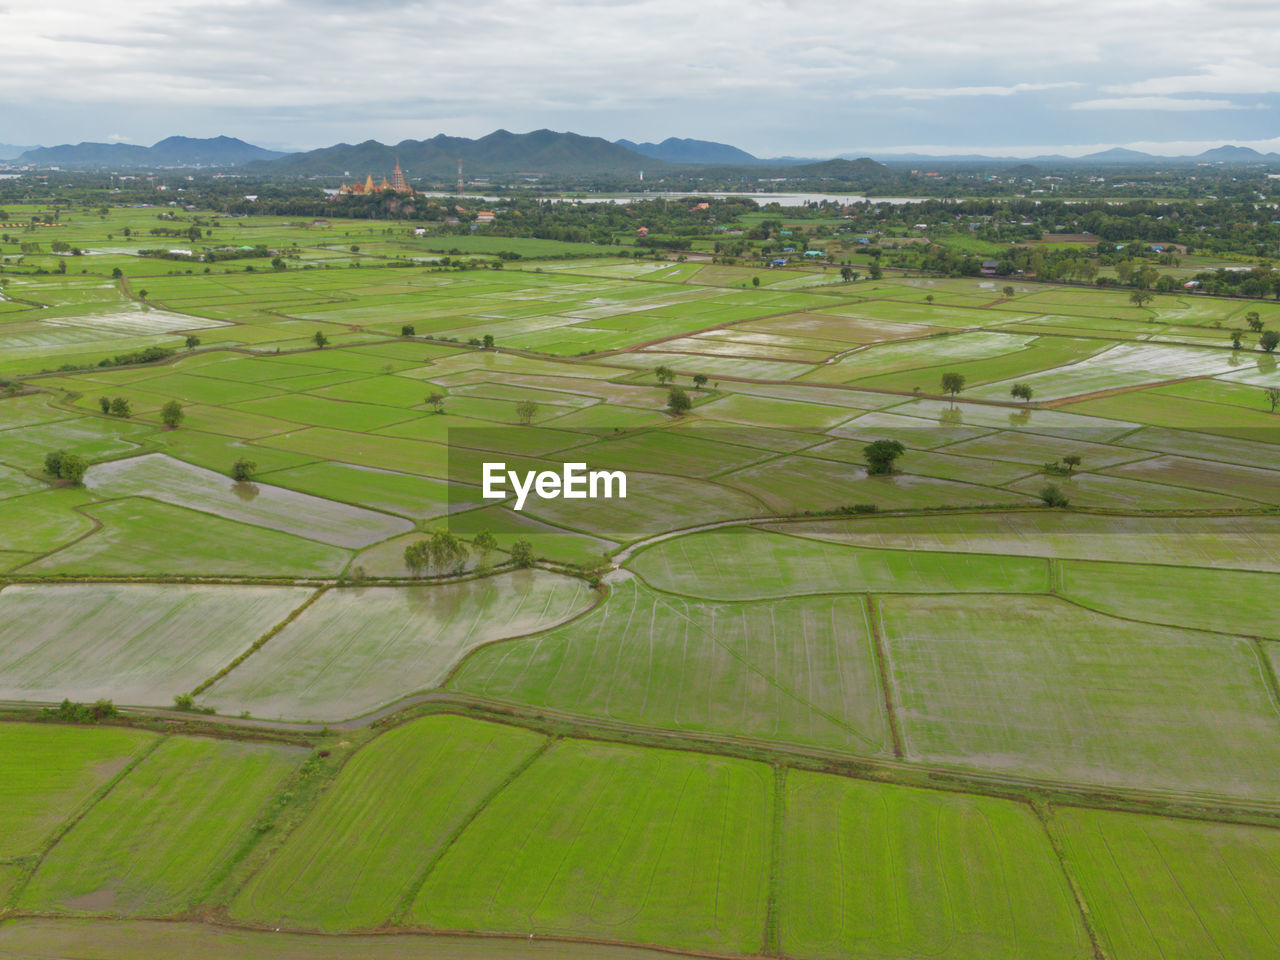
476 211 495 223
981 259 1000 276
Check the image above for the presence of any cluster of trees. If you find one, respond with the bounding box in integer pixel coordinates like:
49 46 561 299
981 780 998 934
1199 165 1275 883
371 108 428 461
44 449 88 485
97 396 131 417
403 529 532 576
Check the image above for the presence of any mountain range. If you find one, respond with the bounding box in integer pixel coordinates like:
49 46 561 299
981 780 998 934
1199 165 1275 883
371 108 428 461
14 136 283 168
7 131 1280 174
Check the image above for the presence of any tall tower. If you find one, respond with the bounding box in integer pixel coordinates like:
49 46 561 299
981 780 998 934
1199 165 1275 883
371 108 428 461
391 159 407 193
456 159 464 197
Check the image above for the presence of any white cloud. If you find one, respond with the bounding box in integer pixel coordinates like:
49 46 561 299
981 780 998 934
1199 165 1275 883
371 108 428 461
1070 97 1257 112
876 82 1083 100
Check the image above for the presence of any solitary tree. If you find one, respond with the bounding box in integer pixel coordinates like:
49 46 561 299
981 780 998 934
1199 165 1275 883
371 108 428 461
1265 387 1280 413
1039 484 1070 507
1231 330 1244 350
840 265 854 282
654 365 675 385
1062 454 1082 475
482 334 495 349
231 458 257 482
97 396 111 414
924 294 935 304
1246 312 1264 333
401 324 416 337
1011 383 1033 403
426 392 445 414
692 373 709 390
44 450 66 477
313 330 329 348
1261 330 1280 353
160 400 184 428
864 439 906 476
667 386 692 416
509 537 535 568
515 399 538 425
185 334 200 350
138 288 149 300
940 372 966 401
751 276 760 287
111 267 123 279
1002 285 1015 299
1129 289 1155 308
109 397 131 418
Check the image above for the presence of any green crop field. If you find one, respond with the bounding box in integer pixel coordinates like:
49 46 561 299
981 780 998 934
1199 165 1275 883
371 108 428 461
3 194 1280 959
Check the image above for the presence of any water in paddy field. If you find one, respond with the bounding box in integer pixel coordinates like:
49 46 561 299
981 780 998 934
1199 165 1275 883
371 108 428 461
544 192 928 206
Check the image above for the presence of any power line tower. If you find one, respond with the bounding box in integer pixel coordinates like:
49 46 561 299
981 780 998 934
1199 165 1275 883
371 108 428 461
456 159 464 197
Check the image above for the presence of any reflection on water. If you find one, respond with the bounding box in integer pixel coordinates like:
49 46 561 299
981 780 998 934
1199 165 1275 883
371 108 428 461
940 407 964 426
1008 408 1032 427
231 481 260 502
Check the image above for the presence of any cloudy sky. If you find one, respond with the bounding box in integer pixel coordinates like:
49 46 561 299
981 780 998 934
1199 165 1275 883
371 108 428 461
4 0 1280 156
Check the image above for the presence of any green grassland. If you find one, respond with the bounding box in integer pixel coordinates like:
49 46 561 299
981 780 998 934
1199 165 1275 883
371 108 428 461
782 772 1092 960
231 715 546 930
3 201 1280 958
879 594 1280 798
20 737 304 915
0 724 155 860
409 738 774 955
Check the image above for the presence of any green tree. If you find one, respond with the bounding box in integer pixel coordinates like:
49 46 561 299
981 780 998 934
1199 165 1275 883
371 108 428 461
427 529 467 575
692 373 709 389
98 396 111 414
1246 312 1264 333
509 537 536 568
403 539 430 577
401 324 416 337
160 400 184 428
840 265 854 282
426 392 445 414
1261 330 1280 353
863 439 906 476
184 335 200 350
1010 383 1033 403
111 267 123 279
940 372 966 401
109 397 131 418
654 365 675 385
1039 484 1070 507
868 262 883 280
313 330 329 348
751 276 760 287
59 453 87 485
1231 330 1244 350
231 458 257 482
1002 285 1015 298
1265 387 1280 413
515 399 538 425
138 288 148 300
471 530 498 570
667 386 691 415
1062 454 1082 475
1129 289 1154 308
482 334 495 349
44 450 66 477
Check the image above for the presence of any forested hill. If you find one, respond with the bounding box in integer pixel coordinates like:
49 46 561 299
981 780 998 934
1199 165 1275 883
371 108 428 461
16 136 283 168
262 129 662 177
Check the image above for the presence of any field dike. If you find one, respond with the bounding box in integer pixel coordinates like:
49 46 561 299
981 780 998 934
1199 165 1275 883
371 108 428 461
863 595 905 759
1033 800 1109 960
189 587 327 698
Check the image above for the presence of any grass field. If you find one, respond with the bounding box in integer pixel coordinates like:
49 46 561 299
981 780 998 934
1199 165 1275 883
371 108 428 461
21 736 303 915
782 772 1091 960
451 578 891 754
879 594 1280 798
3 201 1280 959
1055 807 1280 960
231 715 546 930
0 724 155 860
409 738 773 955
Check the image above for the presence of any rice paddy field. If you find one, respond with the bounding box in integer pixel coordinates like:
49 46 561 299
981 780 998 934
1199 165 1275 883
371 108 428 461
3 202 1280 959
